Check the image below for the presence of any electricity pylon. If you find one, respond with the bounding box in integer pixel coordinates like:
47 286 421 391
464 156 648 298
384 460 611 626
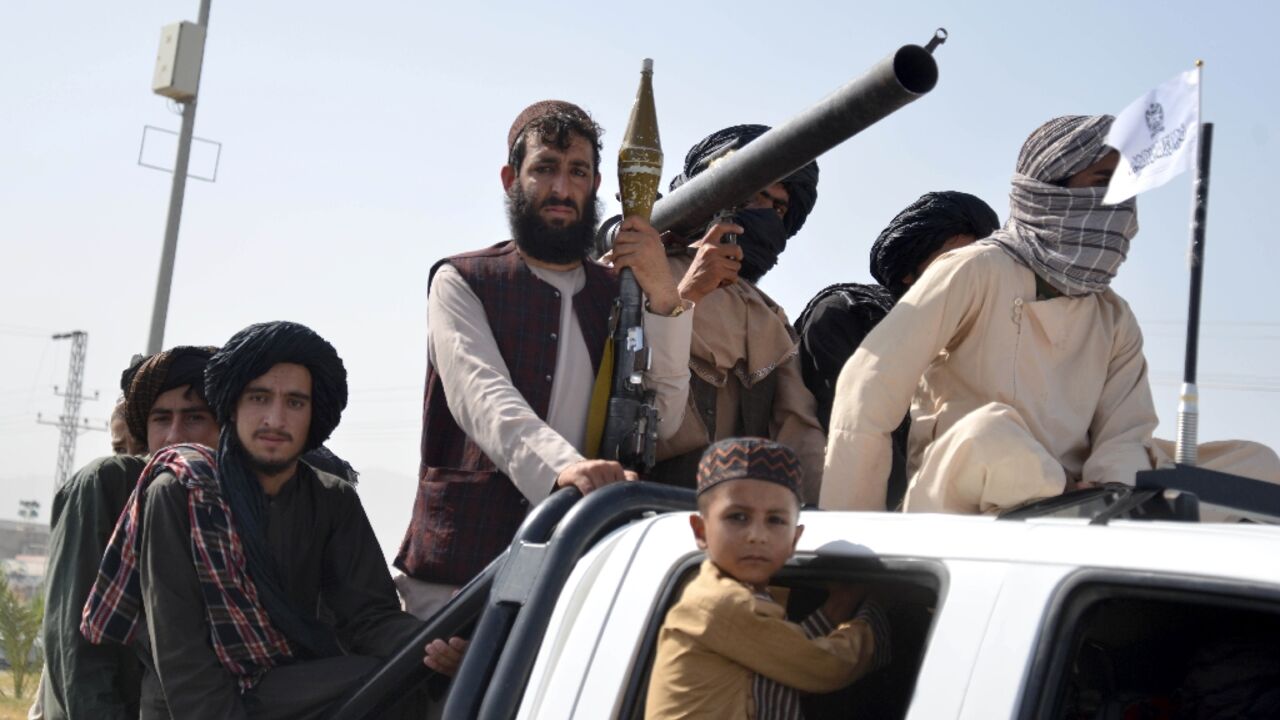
36 331 100 487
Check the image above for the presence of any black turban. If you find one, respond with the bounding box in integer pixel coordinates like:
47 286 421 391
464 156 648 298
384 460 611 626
119 353 147 395
669 124 820 239
795 283 894 344
794 282 894 431
869 191 1000 299
204 321 348 453
204 320 349 660
123 346 217 445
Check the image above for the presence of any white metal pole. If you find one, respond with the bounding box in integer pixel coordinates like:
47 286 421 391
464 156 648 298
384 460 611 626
146 0 211 354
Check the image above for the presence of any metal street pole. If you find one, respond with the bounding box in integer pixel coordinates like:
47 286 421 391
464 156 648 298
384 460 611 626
146 0 211 355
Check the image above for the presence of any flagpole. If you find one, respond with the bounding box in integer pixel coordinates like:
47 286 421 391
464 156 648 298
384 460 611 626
1175 60 1211 466
1144 118 1278 522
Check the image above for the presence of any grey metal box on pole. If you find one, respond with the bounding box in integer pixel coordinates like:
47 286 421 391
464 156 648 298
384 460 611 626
152 21 206 101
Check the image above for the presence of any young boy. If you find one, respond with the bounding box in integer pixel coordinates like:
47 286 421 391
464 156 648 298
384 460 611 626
645 437 890 719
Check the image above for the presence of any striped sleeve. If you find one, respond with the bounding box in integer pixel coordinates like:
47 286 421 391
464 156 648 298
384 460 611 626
854 600 892 671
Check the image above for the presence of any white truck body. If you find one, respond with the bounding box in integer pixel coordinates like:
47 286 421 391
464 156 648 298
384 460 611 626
517 511 1280 719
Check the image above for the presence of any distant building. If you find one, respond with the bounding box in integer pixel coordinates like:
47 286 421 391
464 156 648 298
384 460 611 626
0 519 50 599
2 554 47 601
0 518 49 559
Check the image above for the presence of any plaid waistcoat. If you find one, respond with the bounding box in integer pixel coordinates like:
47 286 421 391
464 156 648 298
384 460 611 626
395 241 617 586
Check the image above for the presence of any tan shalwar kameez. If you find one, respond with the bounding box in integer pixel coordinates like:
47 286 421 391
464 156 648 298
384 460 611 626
658 253 826 502
645 561 880 719
822 244 1280 514
824 243 1156 512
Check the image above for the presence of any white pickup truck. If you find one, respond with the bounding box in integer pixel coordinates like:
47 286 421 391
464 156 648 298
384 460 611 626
328 471 1280 720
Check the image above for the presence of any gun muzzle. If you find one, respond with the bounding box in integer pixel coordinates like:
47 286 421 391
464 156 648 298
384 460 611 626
649 38 940 237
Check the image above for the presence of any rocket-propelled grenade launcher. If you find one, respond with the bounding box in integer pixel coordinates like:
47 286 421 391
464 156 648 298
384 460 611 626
597 30 945 470
601 58 663 473
649 29 943 238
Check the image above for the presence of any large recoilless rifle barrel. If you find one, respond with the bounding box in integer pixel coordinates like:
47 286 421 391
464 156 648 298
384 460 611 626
649 33 942 236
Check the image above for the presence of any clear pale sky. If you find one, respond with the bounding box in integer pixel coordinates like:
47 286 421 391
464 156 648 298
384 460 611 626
3 1 1277 560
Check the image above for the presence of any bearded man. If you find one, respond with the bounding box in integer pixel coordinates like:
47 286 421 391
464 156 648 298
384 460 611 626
822 115 1279 515
640 124 826 501
41 346 219 720
394 100 693 619
795 191 999 509
83 322 445 719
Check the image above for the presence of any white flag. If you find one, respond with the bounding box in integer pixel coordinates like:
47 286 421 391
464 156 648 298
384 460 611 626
1103 68 1200 205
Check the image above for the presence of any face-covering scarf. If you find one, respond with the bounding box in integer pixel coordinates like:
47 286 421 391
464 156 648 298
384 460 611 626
980 115 1140 296
734 207 788 283
669 124 819 282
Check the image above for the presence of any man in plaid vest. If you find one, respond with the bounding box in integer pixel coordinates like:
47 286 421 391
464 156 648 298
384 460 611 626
394 100 695 619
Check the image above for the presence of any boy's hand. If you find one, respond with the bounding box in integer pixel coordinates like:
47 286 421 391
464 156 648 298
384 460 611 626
821 584 868 623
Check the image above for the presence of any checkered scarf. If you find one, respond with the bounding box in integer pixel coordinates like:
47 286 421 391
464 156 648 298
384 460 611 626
982 115 1139 296
80 444 294 691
